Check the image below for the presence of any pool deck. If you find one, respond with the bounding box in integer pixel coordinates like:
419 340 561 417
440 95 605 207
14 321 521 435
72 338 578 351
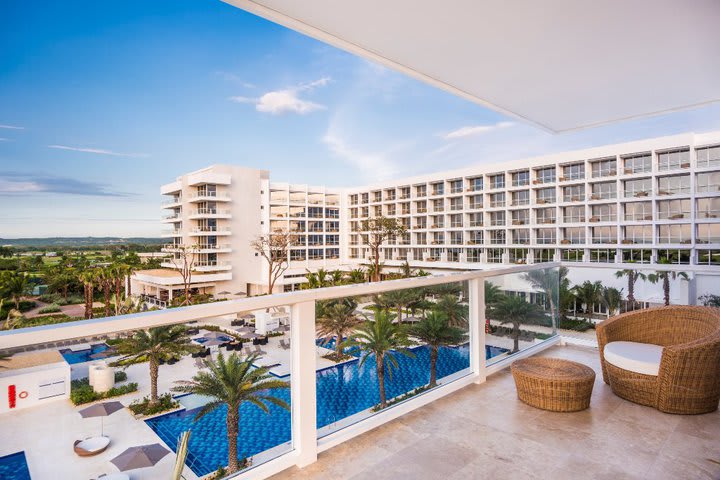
270 344 720 480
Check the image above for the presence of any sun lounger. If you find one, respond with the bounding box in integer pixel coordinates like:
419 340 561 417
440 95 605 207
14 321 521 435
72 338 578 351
253 345 267 355
194 357 206 369
279 339 291 350
243 347 253 357
73 436 110 457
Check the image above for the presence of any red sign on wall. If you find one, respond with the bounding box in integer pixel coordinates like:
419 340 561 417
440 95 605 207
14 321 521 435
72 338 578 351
8 384 16 409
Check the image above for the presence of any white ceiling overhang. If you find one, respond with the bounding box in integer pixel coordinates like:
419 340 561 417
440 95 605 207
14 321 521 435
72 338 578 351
223 0 720 132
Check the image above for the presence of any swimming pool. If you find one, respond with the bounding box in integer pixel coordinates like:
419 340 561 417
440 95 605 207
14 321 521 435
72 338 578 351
195 335 233 344
0 451 31 480
146 343 505 477
59 343 111 364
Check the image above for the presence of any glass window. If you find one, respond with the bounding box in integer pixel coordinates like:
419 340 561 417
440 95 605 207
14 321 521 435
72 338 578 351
487 248 503 263
563 206 585 223
624 202 652 221
535 167 556 184
512 190 530 206
657 199 691 220
591 158 617 177
561 249 583 262
623 178 652 198
431 182 444 196
415 200 427 213
468 177 483 191
697 198 720 219
511 209 529 225
466 248 483 262
657 224 691 244
697 224 720 244
449 197 463 211
622 249 652 263
536 187 556 204
657 249 691 265
591 182 616 200
467 231 483 245
534 248 555 262
696 172 720 193
589 249 614 263
468 194 483 209
697 249 720 265
658 175 690 195
563 185 585 202
563 227 585 244
512 230 530 245
467 212 483 227
373 191 382 202
623 225 653 244
536 207 556 224
509 248 528 262
449 214 462 228
562 163 585 181
536 228 556 244
449 179 463 194
488 230 506 244
415 184 427 197
591 204 616 222
591 226 617 244
696 145 720 168
512 170 530 186
490 192 506 207
622 153 652 174
658 148 690 171
490 211 506 226
490 174 505 189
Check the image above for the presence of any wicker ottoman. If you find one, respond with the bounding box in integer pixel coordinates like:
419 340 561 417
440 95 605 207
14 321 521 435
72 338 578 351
511 357 596 412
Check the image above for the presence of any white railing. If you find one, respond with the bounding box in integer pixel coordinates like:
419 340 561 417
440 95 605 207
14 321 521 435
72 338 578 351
0 263 561 480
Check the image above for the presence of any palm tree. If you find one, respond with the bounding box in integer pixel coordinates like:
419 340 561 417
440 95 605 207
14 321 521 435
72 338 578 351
316 299 360 358
410 311 466 387
572 280 604 321
346 268 367 284
1 271 31 310
378 288 419 322
398 261 416 278
601 287 623 317
484 282 504 308
523 267 565 333
328 269 344 286
78 268 99 319
647 263 689 306
172 352 289 474
116 325 202 407
346 309 415 409
614 269 646 310
98 267 113 317
434 294 468 328
487 295 546 353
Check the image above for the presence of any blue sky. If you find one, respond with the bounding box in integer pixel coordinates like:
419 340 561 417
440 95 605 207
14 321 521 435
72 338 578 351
1 0 719 238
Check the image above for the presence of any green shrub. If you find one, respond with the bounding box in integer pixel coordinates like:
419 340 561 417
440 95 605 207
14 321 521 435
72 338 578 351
38 293 61 303
128 393 178 416
559 317 595 332
17 314 76 327
70 377 138 405
38 303 62 314
114 370 128 382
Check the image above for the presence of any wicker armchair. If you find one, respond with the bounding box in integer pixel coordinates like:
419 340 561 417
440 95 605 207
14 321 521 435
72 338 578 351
596 305 720 414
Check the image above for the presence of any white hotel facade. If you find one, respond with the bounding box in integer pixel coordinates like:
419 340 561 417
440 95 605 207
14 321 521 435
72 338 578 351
132 130 720 305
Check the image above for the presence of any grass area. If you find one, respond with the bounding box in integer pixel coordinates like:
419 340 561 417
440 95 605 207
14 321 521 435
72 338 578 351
70 377 138 405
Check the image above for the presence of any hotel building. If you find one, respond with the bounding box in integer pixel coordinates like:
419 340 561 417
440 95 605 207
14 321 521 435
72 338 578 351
132 130 720 304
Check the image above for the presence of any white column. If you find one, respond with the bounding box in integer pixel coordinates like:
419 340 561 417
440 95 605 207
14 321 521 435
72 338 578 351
290 300 317 467
468 278 487 384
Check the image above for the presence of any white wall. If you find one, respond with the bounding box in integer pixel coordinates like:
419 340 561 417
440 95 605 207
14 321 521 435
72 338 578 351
0 362 71 414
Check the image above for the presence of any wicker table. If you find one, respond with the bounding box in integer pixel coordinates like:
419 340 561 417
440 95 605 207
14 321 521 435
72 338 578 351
511 357 596 412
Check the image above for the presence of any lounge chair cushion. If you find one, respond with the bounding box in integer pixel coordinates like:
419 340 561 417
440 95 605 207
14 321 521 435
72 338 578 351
604 341 663 376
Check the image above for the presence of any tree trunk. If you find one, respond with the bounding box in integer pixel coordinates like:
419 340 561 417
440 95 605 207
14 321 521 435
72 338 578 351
377 353 387 408
512 321 520 353
268 263 274 295
149 357 159 405
372 246 380 282
103 284 111 317
226 405 240 473
429 346 438 388
114 279 122 315
63 284 68 301
548 297 557 333
85 284 93 319
627 275 635 307
663 276 670 306
335 333 343 358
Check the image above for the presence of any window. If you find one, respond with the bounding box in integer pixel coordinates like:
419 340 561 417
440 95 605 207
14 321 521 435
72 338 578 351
467 212 483 227
591 226 617 244
428 247 444 260
415 232 427 244
622 249 651 263
308 234 323 246
589 249 614 263
449 231 463 245
308 221 323 232
373 191 382 202
658 148 690 171
467 231 483 245
591 204 616 222
697 198 720 219
488 229 506 244
623 178 652 198
490 211 506 226
591 182 616 200
563 206 585 223
468 177 483 191
290 249 306 261
490 174 505 189
449 197 463 211
487 248 504 263
657 224 691 244
325 235 340 246
449 214 462 228
384 189 396 201
360 206 369 217
563 227 585 244
534 248 555 263
468 194 483 209
623 225 652 244
536 207 556 224
431 232 445 244
697 224 720 244
449 179 463 194
563 185 584 202
562 163 585 181
308 207 324 218
308 249 324 260
624 202 652 221
658 175 690 195
447 248 462 262
490 192 506 208
512 230 530 245
696 172 720 193
512 170 530 186
536 188 556 204
696 145 720 168
657 249 691 265
385 204 396 216
415 184 427 197
431 182 444 196
361 193 369 204
535 167 556 184
433 199 445 212
561 249 583 262
399 187 410 199
511 209 529 225
466 248 483 262
512 190 530 206
536 228 556 244
509 248 528 263
657 199 690 220
697 249 720 265
400 202 411 215
591 158 617 177
430 215 444 228
622 153 652 174
325 208 339 218
415 200 427 213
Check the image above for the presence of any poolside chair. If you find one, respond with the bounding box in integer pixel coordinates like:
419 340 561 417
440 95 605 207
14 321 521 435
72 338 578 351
194 357 206 369
243 347 253 357
73 436 110 457
253 345 267 355
279 339 291 350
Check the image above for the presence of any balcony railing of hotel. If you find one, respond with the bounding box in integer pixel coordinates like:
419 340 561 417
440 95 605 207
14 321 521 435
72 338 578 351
191 226 231 233
192 208 232 215
162 197 182 206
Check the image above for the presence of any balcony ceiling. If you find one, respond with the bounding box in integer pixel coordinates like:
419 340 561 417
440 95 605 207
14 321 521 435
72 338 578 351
223 0 720 132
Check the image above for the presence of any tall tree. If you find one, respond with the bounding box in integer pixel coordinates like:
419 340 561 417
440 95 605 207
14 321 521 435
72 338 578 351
523 267 565 332
116 325 201 407
360 217 407 282
316 299 361 358
647 263 689 306
78 269 99 319
410 311 467 387
434 294 468 328
98 267 114 317
487 295 546 353
346 309 414 409
346 268 367 284
572 280 604 321
251 230 293 294
614 269 646 310
0 271 31 310
172 353 289 474
601 286 623 316
170 244 199 305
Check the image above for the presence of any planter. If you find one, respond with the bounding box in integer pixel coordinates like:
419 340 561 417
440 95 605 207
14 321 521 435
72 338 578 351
537 199 548 204
590 195 600 200
669 214 685 220
589 216 600 222
634 191 649 197
624 168 634 174
681 163 690 168
560 239 571 245
621 240 635 245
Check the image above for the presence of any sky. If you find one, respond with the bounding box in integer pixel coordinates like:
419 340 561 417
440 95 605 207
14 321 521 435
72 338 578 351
1 0 720 238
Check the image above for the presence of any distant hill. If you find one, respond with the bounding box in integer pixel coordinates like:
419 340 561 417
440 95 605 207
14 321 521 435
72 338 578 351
0 237 163 248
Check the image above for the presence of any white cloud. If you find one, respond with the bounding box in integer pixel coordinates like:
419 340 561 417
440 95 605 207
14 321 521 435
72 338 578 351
322 129 398 182
0 138 8 142
48 145 149 158
443 121 514 140
229 77 331 115
0 124 24 130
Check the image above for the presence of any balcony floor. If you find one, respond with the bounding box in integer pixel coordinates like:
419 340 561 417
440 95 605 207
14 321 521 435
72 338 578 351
272 344 720 480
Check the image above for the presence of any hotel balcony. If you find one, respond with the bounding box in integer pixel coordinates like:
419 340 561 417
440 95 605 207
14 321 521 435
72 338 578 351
161 197 182 208
187 192 231 202
188 208 232 220
188 226 232 236
161 243 232 254
160 229 182 237
161 213 181 223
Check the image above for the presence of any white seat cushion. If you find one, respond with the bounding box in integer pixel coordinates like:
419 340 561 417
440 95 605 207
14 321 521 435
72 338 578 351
604 341 663 376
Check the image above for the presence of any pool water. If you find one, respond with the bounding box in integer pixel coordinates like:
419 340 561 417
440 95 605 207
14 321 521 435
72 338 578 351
60 343 110 364
195 336 232 344
0 451 31 480
147 343 506 477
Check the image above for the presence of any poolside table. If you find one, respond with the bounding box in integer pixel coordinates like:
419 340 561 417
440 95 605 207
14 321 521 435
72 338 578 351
511 357 595 412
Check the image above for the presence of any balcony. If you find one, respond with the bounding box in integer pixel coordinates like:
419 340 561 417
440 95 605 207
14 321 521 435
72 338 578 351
161 197 182 208
160 229 182 237
161 214 180 223
188 208 232 219
189 226 231 236
188 192 231 202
